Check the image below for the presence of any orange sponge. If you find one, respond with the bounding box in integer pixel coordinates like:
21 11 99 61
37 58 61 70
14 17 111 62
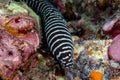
90 70 103 80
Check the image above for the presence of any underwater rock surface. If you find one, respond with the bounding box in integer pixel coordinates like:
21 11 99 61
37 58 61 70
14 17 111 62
0 2 41 80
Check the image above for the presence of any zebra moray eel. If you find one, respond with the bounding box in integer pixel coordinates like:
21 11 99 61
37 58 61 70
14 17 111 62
15 0 74 69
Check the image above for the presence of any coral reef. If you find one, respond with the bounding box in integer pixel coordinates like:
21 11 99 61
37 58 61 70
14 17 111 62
0 0 120 80
0 2 41 80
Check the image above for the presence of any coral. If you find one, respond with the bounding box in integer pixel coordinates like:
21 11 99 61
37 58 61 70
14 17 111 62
0 2 41 80
90 70 103 80
108 34 120 62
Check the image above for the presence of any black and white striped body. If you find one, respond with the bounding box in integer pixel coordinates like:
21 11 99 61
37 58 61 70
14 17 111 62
16 0 74 68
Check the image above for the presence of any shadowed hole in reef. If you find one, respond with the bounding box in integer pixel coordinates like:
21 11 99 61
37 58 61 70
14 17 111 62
18 68 24 73
0 76 2 80
8 51 13 56
15 17 21 23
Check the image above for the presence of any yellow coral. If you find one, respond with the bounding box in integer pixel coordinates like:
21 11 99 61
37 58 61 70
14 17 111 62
5 25 24 36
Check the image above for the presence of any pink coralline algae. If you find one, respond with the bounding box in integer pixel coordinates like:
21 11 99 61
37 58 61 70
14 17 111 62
57 0 65 12
108 34 120 63
103 18 120 38
103 18 120 63
0 14 41 80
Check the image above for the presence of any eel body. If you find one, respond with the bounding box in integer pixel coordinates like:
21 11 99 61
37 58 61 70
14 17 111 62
15 0 74 68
